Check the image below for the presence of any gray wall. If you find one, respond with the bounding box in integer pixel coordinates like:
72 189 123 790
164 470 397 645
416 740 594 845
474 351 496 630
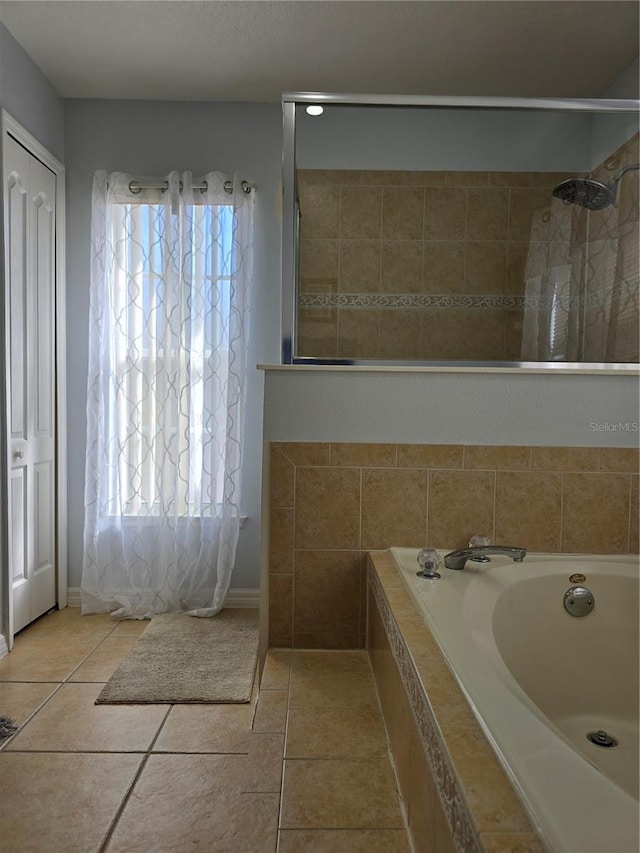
263 369 639 447
0 21 64 160
64 100 282 588
297 106 595 171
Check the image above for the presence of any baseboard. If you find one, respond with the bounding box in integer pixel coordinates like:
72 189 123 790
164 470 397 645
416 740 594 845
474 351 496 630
66 587 260 609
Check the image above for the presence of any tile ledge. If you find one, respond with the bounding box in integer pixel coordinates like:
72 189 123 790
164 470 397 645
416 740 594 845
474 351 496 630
258 363 638 376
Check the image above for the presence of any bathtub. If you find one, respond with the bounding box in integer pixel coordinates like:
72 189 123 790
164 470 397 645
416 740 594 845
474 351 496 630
389 548 639 853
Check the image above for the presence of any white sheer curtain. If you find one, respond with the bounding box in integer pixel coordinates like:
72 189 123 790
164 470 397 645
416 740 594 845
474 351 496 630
81 171 254 618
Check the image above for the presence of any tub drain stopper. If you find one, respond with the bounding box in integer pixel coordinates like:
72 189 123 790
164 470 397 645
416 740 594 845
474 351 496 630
586 730 618 748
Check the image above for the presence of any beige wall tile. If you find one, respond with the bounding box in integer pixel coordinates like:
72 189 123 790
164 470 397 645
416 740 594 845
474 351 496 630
278 442 331 466
269 507 294 574
337 308 380 358
420 308 465 359
341 187 382 239
423 241 466 293
293 630 362 650
270 446 295 507
495 472 562 551
381 241 423 292
462 309 506 360
339 240 381 292
408 724 436 853
599 447 639 473
465 242 507 294
383 660 414 807
445 728 533 833
331 443 396 467
295 467 361 549
290 650 371 674
298 170 361 187
433 791 457 853
506 241 529 294
280 758 403 829
466 188 509 241
298 186 340 238
428 470 495 548
362 468 427 550
424 188 467 240
489 172 533 187
299 239 339 289
382 188 424 240
366 170 446 187
269 574 293 645
531 446 600 472
508 188 552 241
504 309 524 360
379 309 422 359
297 306 338 357
464 446 531 470
562 473 631 553
446 171 488 186
294 550 361 637
480 832 548 853
397 444 463 469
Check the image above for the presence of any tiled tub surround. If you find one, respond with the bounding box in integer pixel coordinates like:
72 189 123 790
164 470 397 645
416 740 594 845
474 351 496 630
367 550 547 853
385 548 639 853
268 441 639 648
296 139 639 362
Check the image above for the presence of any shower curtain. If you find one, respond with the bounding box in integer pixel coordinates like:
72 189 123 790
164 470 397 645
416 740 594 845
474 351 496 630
520 197 629 362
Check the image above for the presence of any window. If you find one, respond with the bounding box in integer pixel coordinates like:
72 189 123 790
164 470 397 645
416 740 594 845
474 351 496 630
104 196 236 517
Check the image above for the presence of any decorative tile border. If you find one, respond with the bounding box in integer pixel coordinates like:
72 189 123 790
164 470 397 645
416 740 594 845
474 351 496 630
299 276 639 312
368 562 482 853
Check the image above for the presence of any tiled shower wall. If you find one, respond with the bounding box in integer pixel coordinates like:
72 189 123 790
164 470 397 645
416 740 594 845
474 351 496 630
297 131 640 362
268 442 639 648
297 168 572 360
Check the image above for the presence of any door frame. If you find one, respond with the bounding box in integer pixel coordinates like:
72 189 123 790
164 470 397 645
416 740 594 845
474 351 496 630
0 110 67 652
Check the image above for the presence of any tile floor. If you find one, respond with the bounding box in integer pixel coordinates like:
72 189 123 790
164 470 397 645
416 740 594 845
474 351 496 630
0 608 412 852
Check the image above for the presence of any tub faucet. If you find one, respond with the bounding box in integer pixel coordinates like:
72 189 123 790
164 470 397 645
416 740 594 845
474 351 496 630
444 546 527 570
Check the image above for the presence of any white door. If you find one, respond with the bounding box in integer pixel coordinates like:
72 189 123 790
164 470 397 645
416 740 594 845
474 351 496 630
5 134 57 633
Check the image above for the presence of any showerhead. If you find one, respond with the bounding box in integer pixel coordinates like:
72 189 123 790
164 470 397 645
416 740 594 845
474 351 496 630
551 178 615 211
552 163 639 211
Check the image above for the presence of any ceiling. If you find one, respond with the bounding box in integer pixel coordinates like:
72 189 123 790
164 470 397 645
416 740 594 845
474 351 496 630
0 1 638 102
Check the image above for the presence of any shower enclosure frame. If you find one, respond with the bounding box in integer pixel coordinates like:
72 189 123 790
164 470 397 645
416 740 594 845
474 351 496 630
281 92 640 371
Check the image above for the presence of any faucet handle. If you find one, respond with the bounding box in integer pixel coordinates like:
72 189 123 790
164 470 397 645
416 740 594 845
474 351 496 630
469 533 491 547
416 548 442 579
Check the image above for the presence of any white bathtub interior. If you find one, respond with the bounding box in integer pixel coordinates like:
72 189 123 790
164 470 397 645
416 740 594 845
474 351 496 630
389 547 640 853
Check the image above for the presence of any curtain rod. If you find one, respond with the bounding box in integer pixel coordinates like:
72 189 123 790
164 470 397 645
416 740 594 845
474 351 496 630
128 179 254 195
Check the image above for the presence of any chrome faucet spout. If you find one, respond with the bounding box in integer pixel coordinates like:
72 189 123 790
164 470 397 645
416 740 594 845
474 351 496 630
444 545 527 570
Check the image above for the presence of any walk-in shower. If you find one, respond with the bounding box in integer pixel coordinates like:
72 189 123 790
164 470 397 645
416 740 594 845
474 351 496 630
282 93 640 368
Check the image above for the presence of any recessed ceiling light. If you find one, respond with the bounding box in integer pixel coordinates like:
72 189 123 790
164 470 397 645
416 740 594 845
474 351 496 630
305 105 324 116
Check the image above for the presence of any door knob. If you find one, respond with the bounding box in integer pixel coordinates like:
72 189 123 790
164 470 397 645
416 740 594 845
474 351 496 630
13 450 23 459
